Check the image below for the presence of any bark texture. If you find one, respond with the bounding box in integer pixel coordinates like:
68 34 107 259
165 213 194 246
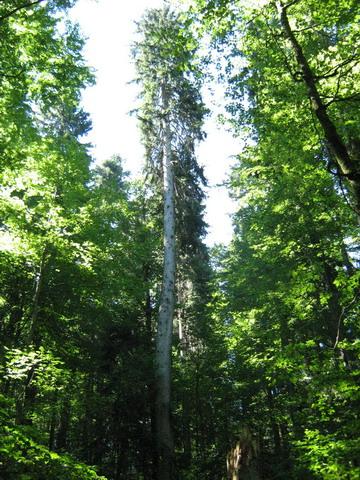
155 84 176 480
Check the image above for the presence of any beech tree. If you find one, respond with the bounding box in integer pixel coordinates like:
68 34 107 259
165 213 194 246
186 0 360 477
274 0 360 215
190 0 360 214
218 138 360 478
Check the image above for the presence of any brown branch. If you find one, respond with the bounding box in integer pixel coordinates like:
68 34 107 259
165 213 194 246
333 296 358 349
282 0 303 10
325 93 360 107
315 54 360 81
245 10 266 28
337 173 360 217
291 23 320 33
0 0 45 23
324 67 345 106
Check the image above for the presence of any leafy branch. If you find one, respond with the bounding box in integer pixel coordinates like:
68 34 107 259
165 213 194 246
315 54 360 81
0 0 45 23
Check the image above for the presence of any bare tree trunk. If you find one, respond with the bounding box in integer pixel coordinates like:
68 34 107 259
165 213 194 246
155 83 176 480
276 0 360 215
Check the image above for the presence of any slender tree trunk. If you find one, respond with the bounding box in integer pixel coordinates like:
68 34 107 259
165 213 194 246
15 365 36 425
15 247 49 424
30 245 48 347
276 0 360 215
4 290 24 348
155 83 176 480
266 388 281 454
48 392 57 450
56 397 71 451
145 288 158 480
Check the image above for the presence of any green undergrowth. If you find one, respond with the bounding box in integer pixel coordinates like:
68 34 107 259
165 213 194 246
0 394 107 480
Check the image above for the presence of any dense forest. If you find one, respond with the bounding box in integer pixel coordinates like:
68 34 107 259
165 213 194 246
0 1 359 479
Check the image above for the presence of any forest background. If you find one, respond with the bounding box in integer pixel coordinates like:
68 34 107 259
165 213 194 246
0 1 359 480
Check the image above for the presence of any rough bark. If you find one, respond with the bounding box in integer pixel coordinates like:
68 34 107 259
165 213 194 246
155 83 176 480
276 0 360 215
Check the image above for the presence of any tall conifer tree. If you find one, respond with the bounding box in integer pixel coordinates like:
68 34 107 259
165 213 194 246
133 7 207 478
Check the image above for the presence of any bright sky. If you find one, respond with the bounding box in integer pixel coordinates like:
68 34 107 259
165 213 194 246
69 0 239 245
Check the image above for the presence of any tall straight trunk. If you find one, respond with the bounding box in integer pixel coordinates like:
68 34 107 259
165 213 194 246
276 0 360 215
155 83 176 480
